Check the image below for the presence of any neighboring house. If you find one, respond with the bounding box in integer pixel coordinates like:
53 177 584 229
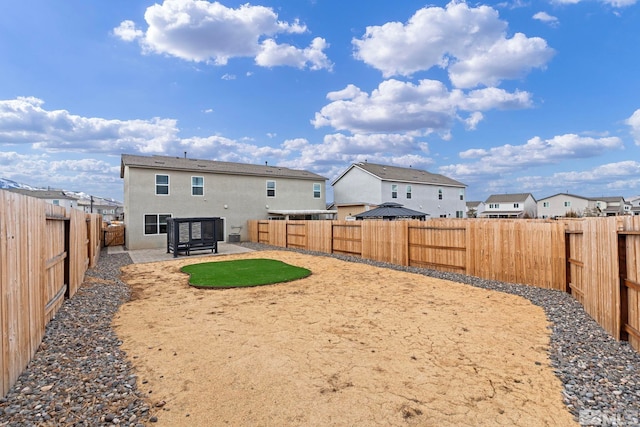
120 154 332 250
465 201 485 218
628 196 640 216
330 202 378 221
537 193 596 218
6 188 79 210
332 162 467 219
598 196 627 216
536 193 628 218
480 193 537 218
77 197 124 222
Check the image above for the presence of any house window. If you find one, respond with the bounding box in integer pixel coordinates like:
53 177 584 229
313 183 321 199
514 203 520 208
156 174 169 195
192 176 204 196
391 184 398 199
543 202 549 207
456 211 463 218
53 200 60 206
489 203 500 209
406 185 412 199
144 214 171 235
438 189 443 200
459 189 464 201
564 201 571 207
266 180 276 197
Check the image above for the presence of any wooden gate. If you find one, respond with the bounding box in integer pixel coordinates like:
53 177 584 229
408 224 466 273
619 230 640 352
286 222 306 249
103 224 125 246
565 229 585 304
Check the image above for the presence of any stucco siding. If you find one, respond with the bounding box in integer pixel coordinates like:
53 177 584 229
333 168 381 204
124 167 326 249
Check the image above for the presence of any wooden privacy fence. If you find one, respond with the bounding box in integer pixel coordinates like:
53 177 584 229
1 190 102 397
248 217 640 353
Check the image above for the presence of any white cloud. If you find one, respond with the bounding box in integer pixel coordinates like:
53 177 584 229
255 37 332 71
112 20 144 42
312 79 532 135
625 109 640 145
0 97 179 153
114 0 331 70
352 1 554 88
533 11 560 27
440 133 624 185
516 160 640 196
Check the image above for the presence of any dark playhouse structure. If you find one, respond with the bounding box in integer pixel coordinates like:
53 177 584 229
353 202 428 221
166 217 224 257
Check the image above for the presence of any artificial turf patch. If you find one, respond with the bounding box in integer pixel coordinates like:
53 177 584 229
181 258 311 288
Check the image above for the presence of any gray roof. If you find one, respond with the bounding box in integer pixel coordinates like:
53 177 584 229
485 193 534 203
537 192 591 202
354 202 428 219
120 154 327 181
335 162 466 188
6 188 76 200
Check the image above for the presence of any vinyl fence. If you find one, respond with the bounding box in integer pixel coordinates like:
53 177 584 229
248 217 640 353
1 190 102 397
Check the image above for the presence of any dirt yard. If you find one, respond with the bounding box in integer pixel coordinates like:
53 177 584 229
112 250 577 426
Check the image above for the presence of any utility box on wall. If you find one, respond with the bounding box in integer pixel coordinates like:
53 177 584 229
228 233 241 243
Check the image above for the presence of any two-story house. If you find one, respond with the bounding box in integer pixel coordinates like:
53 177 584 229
465 201 485 218
120 154 332 250
6 188 79 210
332 162 467 219
599 196 627 216
479 193 537 218
537 193 595 218
628 196 640 216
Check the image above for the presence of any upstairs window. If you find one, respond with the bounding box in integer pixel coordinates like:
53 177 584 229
266 180 276 197
489 203 500 209
459 189 464 201
313 183 321 199
543 202 549 207
406 185 412 199
438 189 443 200
391 184 398 199
514 203 520 208
192 176 204 196
156 174 169 195
564 201 571 207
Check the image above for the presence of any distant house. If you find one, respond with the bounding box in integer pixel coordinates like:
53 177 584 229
332 162 467 219
628 196 640 216
480 193 537 218
353 202 428 221
465 201 485 218
6 188 79 210
537 193 627 218
120 154 333 250
76 197 124 222
599 196 627 216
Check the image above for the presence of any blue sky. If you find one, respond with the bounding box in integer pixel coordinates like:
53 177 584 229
1 0 639 203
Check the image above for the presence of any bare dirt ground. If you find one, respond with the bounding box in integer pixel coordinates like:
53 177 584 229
113 250 577 426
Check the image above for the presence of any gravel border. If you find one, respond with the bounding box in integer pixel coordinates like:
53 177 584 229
1 244 639 426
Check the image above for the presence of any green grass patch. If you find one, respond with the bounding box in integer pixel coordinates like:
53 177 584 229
181 258 311 288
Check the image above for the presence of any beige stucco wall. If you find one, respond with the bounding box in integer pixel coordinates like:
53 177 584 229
123 166 326 249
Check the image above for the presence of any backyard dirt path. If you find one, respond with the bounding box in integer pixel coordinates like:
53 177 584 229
113 250 577 427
